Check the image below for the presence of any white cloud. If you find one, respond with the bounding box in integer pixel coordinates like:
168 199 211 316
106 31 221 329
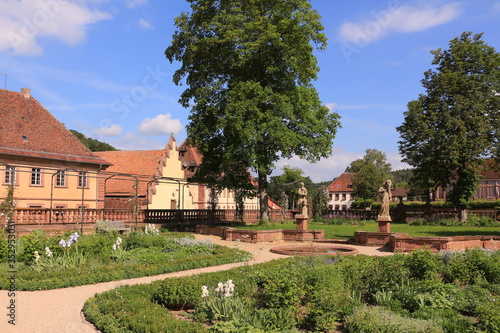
138 113 183 136
99 123 122 136
0 0 112 55
110 132 166 150
138 18 153 30
337 2 463 44
273 147 363 183
125 0 148 9
325 102 337 112
273 148 409 183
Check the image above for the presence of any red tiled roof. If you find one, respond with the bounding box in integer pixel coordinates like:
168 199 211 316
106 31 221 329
178 139 203 179
94 150 165 196
0 89 110 166
327 172 355 192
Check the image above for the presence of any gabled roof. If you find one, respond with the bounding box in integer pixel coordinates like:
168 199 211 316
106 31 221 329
177 139 203 179
0 88 110 166
327 172 355 192
94 150 165 196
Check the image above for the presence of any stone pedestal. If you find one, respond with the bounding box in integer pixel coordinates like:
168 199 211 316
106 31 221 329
377 217 391 233
295 215 308 231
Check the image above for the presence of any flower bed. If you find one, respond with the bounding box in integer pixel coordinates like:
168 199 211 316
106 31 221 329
0 225 251 290
84 248 500 332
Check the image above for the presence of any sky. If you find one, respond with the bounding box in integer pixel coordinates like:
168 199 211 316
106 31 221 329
1 0 499 183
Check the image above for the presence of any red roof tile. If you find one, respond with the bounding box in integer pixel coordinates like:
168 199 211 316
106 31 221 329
327 173 355 192
0 88 110 166
94 150 166 196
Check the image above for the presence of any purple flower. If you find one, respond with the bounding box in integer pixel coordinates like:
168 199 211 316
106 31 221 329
59 239 67 247
69 232 80 244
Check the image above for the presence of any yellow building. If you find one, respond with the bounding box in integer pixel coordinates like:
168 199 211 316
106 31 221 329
0 88 111 210
95 136 263 211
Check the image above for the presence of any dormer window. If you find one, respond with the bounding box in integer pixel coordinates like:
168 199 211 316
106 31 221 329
178 146 188 158
22 135 28 142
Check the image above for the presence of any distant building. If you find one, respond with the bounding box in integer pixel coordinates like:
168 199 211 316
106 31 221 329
435 167 500 201
95 136 188 210
326 172 355 210
0 88 111 209
94 137 273 211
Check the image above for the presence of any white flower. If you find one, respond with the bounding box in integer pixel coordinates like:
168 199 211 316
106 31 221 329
45 247 53 257
112 243 117 251
224 280 234 296
34 251 40 262
215 282 224 293
201 286 209 298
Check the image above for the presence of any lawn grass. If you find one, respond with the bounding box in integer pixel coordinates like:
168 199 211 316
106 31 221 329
237 222 499 240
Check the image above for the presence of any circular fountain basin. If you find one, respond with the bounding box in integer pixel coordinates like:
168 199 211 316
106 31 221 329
270 244 358 256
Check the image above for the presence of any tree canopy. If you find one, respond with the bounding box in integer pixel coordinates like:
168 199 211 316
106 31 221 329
347 149 392 201
70 130 117 152
397 32 500 218
165 0 340 219
268 165 312 210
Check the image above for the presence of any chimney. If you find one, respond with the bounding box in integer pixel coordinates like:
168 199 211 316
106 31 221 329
21 87 31 98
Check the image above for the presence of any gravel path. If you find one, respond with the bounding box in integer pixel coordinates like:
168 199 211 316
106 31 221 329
1 235 392 333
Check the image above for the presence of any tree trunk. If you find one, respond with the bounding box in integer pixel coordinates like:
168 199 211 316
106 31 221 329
459 208 467 223
258 170 269 220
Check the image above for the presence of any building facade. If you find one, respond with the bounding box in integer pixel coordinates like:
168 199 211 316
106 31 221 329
0 88 111 210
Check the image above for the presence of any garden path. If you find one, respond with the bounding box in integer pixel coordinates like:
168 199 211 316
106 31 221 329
0 235 392 333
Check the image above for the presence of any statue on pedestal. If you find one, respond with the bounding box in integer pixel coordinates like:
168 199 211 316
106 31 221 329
378 179 392 220
297 182 308 218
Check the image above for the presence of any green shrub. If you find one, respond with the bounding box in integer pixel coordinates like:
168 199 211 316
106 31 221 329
154 277 203 310
412 307 475 333
404 249 441 280
360 254 409 299
18 229 48 264
476 298 500 333
0 229 8 263
84 284 208 333
254 262 304 311
442 248 500 285
343 305 444 333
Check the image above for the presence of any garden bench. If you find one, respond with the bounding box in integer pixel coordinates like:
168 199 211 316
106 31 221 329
96 220 131 233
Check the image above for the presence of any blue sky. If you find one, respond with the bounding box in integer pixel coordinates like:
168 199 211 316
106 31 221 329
1 0 499 182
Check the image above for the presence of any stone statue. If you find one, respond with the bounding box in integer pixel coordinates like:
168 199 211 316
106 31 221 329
297 182 308 217
378 179 392 219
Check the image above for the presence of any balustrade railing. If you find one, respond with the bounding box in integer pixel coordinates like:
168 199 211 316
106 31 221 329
4 206 498 226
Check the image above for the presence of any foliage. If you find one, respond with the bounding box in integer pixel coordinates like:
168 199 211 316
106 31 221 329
0 184 16 224
476 298 500 333
397 32 500 215
83 284 208 333
343 305 444 333
154 277 202 310
83 250 500 333
70 129 117 151
311 186 329 217
0 230 250 290
0 229 8 263
268 165 313 209
404 248 442 280
440 248 500 285
348 149 392 201
165 0 340 220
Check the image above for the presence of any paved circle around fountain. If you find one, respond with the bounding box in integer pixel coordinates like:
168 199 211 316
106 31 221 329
270 244 359 256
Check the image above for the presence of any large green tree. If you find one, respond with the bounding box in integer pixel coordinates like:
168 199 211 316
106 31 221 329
165 0 340 219
397 32 500 221
347 149 392 201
